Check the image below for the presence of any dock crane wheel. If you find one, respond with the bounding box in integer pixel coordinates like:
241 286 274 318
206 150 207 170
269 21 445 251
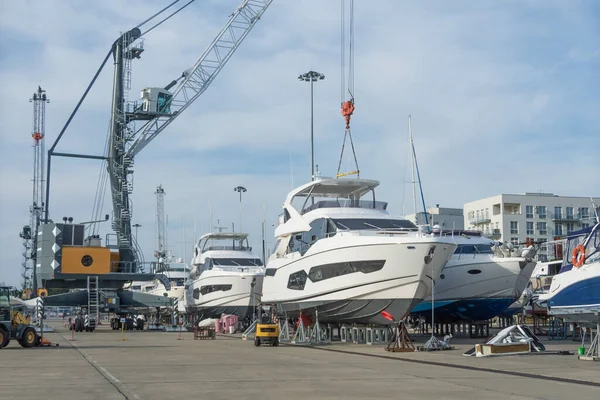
20 327 37 348
0 327 9 348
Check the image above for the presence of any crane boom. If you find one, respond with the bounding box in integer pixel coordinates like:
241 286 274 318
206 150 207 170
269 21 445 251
127 0 273 157
105 0 272 268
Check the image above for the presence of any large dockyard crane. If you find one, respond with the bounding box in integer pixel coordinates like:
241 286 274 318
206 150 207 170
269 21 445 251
35 0 273 315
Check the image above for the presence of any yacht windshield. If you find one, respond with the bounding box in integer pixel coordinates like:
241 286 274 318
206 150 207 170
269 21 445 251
332 218 417 231
456 244 493 254
199 236 251 252
212 258 263 267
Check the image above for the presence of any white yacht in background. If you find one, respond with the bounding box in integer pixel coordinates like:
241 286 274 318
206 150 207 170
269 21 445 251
538 221 600 326
123 256 190 312
147 257 190 309
185 232 264 319
261 178 457 325
410 229 537 322
124 280 155 294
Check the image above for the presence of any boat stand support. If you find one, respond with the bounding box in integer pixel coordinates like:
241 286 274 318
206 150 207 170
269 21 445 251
579 322 600 361
385 321 415 352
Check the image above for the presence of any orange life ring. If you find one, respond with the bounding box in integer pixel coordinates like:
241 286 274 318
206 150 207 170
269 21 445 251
572 245 586 268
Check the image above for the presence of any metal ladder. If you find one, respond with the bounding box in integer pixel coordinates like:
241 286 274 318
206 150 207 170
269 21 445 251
87 276 99 330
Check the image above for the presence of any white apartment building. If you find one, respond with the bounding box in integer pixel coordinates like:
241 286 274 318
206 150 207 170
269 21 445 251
464 193 599 251
405 205 464 230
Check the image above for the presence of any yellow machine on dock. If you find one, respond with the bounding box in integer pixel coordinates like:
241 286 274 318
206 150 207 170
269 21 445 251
0 287 40 349
254 315 280 347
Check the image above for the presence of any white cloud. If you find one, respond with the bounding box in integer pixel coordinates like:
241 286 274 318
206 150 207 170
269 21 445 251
1 0 599 287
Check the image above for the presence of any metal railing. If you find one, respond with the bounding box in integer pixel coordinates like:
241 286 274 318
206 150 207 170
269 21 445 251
468 217 491 225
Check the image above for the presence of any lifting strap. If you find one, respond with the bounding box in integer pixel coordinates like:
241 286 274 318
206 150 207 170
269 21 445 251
336 0 360 178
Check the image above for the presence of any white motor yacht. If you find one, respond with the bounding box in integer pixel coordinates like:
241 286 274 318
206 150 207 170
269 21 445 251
185 232 264 319
411 230 537 321
538 221 600 326
261 178 457 325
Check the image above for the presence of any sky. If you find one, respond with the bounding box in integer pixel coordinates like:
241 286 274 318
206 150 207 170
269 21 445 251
0 0 599 287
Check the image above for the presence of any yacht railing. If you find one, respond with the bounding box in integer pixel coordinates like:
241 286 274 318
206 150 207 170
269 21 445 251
202 245 252 252
301 199 388 215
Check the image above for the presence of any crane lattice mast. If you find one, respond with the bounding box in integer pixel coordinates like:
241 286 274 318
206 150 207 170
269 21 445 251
19 87 49 292
104 0 272 270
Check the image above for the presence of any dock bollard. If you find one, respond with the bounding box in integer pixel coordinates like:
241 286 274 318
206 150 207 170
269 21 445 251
177 317 184 341
70 319 77 342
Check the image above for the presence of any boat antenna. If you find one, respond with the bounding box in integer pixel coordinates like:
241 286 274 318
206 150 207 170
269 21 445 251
209 201 213 233
289 148 294 189
336 0 360 179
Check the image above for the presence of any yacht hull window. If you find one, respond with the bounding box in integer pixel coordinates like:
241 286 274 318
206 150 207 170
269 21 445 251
287 270 308 290
199 284 233 296
308 260 386 283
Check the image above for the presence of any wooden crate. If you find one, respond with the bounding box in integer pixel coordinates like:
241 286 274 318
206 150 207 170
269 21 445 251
475 342 530 357
194 326 216 340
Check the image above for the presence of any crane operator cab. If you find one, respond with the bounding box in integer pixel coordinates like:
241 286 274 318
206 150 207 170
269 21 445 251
139 87 173 116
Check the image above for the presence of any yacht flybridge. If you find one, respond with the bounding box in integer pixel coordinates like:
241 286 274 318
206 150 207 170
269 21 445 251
261 178 458 325
185 232 264 319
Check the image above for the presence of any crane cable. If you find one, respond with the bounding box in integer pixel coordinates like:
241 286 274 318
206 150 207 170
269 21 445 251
142 0 196 36
135 0 181 30
336 0 360 179
88 0 196 234
89 123 111 236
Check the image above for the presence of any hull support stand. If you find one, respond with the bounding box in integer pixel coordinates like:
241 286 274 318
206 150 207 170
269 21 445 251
579 322 600 362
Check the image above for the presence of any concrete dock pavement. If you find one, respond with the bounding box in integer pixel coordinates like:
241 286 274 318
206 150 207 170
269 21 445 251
0 323 597 400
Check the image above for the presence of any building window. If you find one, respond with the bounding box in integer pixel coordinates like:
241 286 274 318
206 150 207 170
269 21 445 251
511 237 519 245
526 221 534 235
485 208 489 219
510 221 519 234
526 205 533 219
579 207 589 220
537 206 546 219
554 223 563 236
566 207 574 219
566 223 574 234
582 223 590 229
554 206 562 219
537 222 547 235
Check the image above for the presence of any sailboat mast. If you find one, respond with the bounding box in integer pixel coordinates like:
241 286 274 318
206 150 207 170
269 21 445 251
409 115 418 223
